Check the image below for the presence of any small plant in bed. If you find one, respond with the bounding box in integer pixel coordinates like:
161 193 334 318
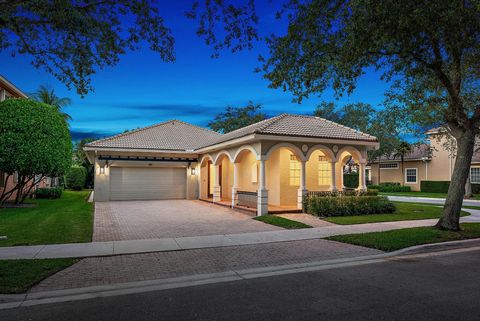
254 215 312 229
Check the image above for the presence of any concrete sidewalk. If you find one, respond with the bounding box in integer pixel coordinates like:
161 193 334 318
387 195 480 207
2 208 479 260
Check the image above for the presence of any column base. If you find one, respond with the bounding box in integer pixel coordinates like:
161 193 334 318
257 189 268 216
329 186 338 193
231 187 238 208
212 185 221 202
297 188 308 210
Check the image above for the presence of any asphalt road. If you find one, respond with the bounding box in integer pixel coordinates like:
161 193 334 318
2 249 479 321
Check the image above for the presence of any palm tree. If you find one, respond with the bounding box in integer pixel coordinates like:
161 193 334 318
31 85 72 121
394 141 412 186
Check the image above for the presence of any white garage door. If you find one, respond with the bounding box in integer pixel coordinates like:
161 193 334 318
110 167 186 201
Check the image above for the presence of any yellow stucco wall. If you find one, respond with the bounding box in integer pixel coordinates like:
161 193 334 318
237 151 258 192
370 160 427 191
306 150 331 191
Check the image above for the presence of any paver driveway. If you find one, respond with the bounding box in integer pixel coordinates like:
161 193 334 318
93 200 281 241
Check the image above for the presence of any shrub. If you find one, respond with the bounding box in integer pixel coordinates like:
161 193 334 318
420 180 450 193
66 166 87 190
368 183 411 192
0 99 72 204
364 189 379 196
35 187 63 199
304 195 395 217
343 173 359 188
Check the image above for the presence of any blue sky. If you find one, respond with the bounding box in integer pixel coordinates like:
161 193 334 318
0 1 389 141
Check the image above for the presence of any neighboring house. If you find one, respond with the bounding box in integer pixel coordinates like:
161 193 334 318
0 75 54 202
370 128 480 191
84 114 379 215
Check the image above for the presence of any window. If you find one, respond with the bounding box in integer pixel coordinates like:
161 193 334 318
0 171 4 188
289 154 300 186
379 163 398 169
318 156 331 185
251 163 258 183
470 167 480 184
405 168 417 184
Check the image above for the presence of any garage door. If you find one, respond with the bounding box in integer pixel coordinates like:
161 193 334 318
110 167 186 201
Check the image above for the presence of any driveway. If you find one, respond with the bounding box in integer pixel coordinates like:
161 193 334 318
93 200 281 241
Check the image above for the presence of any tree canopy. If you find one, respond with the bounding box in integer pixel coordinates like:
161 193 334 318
1 1 175 96
0 98 72 204
31 85 72 121
314 102 404 161
208 102 267 133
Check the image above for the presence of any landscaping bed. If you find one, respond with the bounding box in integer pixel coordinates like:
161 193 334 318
323 202 469 225
326 223 480 252
254 215 312 229
0 259 77 294
0 190 93 247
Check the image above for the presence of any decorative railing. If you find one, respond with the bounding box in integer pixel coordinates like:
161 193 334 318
237 191 257 208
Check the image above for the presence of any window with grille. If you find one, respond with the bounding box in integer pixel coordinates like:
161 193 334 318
318 156 330 185
289 154 300 186
405 168 417 184
470 167 480 184
379 163 398 169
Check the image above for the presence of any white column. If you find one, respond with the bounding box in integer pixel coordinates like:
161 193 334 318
231 162 239 208
297 160 307 210
330 161 337 192
257 159 268 216
357 162 367 191
213 164 221 202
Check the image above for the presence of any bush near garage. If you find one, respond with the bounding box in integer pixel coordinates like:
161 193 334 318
35 187 63 199
304 194 396 217
368 182 411 192
65 166 87 191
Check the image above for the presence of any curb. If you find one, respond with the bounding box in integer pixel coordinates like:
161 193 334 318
1 241 480 310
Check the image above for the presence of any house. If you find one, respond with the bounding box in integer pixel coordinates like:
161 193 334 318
0 75 56 202
370 128 480 191
84 114 379 215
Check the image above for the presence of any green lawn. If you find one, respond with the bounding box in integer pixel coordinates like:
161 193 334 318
379 191 480 200
254 215 312 229
326 223 480 252
0 190 93 247
0 258 77 293
323 202 469 225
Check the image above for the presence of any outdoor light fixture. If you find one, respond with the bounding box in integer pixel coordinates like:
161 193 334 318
191 167 197 175
99 166 105 175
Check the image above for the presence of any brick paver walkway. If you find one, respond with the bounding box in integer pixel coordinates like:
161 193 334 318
32 239 381 292
93 200 281 241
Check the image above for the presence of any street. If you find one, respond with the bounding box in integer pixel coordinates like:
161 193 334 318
1 248 479 320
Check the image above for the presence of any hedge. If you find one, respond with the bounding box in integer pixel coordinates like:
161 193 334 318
304 195 396 217
343 173 359 188
66 166 87 190
368 182 411 192
35 187 63 199
420 181 450 193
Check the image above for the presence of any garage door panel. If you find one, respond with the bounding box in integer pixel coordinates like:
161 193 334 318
110 167 186 200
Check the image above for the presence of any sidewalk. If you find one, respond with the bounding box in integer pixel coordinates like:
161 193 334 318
2 208 479 260
387 195 480 207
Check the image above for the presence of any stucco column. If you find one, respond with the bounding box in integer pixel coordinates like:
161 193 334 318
231 162 239 208
257 159 268 216
330 161 338 192
297 160 307 210
357 162 367 191
213 164 221 202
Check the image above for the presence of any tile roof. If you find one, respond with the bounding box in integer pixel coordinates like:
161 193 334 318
85 120 221 151
374 144 432 162
202 114 378 147
86 114 378 152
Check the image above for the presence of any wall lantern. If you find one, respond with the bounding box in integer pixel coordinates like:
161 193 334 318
99 165 106 175
191 167 197 175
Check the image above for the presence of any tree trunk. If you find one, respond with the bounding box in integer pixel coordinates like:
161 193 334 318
436 130 476 231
